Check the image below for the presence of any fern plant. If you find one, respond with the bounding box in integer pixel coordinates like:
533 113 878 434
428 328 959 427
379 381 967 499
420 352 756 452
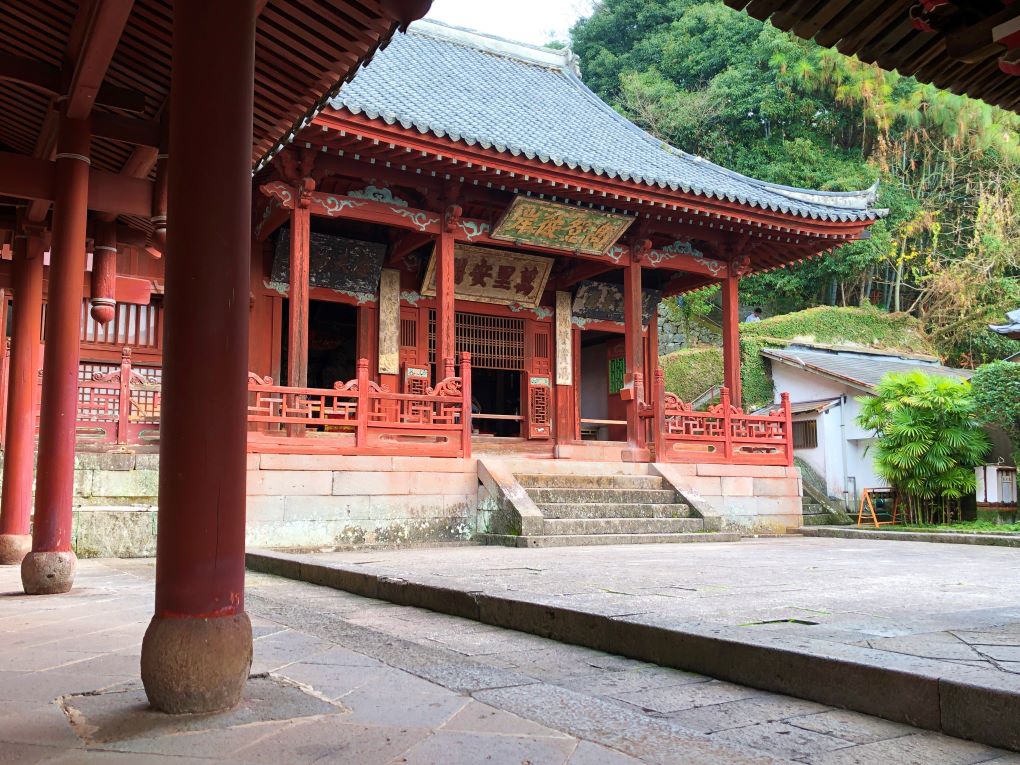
857 371 990 524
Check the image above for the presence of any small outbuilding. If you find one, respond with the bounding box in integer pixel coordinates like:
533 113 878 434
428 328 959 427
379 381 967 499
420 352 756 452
760 344 1015 515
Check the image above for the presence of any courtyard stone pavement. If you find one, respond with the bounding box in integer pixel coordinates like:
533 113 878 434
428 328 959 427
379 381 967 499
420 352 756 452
0 557 1017 764
284 536 1020 677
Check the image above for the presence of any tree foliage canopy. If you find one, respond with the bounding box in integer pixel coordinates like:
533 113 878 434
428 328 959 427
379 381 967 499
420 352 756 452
857 372 989 519
571 0 1020 364
970 360 1020 463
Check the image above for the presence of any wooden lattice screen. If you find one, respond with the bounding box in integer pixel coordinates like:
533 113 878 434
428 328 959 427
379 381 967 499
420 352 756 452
428 310 525 370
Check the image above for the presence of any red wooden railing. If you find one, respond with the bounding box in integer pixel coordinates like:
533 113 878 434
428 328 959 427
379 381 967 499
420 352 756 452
33 347 161 446
247 353 472 457
653 369 793 466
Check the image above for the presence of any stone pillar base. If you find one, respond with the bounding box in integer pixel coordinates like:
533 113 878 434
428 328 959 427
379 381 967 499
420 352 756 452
21 550 77 594
0 534 32 566
141 612 253 714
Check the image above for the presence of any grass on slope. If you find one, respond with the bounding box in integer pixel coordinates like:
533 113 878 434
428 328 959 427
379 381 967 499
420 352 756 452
660 305 933 410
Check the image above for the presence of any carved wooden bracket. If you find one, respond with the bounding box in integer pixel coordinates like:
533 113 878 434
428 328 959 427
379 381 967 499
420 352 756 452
443 204 463 233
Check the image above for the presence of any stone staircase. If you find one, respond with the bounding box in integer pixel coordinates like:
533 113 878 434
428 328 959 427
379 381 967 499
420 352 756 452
479 469 739 547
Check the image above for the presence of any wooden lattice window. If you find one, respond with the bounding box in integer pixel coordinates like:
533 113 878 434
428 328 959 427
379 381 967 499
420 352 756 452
428 310 525 370
792 419 818 449
400 316 417 348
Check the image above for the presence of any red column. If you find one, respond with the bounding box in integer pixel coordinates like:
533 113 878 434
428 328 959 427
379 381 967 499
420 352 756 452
436 226 456 374
20 114 90 595
288 193 310 388
721 274 742 408
622 258 647 457
0 228 44 565
140 0 257 715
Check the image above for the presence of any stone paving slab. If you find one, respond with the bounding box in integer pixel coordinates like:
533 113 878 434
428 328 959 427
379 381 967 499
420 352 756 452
246 537 1020 750
0 558 1015 764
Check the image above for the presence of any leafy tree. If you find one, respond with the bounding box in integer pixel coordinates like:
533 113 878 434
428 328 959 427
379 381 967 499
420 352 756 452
857 371 989 523
572 0 1020 364
970 360 1020 465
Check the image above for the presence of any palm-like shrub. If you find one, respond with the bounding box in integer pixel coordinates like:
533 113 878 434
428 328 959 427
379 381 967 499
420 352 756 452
857 371 990 524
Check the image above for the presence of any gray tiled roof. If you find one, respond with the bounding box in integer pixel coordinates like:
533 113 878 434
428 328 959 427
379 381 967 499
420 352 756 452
763 346 971 391
329 20 887 224
990 308 1020 337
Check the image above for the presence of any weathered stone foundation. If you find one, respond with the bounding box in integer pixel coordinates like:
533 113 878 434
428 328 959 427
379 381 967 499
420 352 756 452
141 612 253 714
0 533 31 565
21 550 77 594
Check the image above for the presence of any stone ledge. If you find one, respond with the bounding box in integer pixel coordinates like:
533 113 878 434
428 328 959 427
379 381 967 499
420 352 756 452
246 548 1020 752
798 526 1020 548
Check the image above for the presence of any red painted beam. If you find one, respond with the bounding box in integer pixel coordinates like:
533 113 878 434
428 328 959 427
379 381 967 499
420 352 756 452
318 112 875 239
0 152 152 217
65 0 136 120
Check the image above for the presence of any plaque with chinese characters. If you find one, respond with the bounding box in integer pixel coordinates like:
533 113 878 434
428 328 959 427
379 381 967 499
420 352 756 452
421 244 553 308
491 197 633 255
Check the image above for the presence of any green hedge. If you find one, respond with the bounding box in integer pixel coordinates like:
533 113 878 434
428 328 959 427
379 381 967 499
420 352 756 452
659 306 934 411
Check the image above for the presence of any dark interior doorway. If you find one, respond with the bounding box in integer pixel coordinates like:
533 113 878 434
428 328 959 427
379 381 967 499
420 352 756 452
281 299 358 388
470 367 522 437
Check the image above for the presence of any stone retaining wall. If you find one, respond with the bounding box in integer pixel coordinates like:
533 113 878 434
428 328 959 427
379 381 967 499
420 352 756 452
245 453 479 549
655 463 802 534
0 450 802 555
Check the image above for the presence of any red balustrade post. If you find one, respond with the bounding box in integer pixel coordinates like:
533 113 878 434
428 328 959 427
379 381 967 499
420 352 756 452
116 348 132 445
140 0 257 715
720 387 734 461
781 391 794 467
460 352 472 458
653 369 666 462
0 228 44 565
22 112 90 595
355 358 369 448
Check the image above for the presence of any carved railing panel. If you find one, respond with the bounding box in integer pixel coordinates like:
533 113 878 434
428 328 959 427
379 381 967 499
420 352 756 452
247 353 472 457
653 370 793 466
35 347 162 445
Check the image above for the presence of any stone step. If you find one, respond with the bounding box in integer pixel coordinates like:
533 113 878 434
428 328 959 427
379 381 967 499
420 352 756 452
543 517 703 535
801 513 839 526
525 487 678 505
538 502 692 519
479 531 740 548
515 473 666 490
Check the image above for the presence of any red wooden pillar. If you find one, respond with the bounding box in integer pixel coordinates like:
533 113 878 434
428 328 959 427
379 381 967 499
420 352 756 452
436 225 456 374
721 274 742 408
140 0 257 715
288 192 310 388
20 114 90 595
622 258 648 459
0 228 44 566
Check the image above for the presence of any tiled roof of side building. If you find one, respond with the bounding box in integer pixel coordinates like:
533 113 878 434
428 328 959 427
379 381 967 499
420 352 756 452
328 20 888 224
763 346 972 392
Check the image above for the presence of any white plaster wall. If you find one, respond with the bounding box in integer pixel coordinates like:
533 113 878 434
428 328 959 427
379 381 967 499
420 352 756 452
771 362 886 507
791 413 826 480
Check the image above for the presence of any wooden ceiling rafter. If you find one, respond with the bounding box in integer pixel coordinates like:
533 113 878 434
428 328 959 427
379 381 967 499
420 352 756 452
725 1 1020 114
